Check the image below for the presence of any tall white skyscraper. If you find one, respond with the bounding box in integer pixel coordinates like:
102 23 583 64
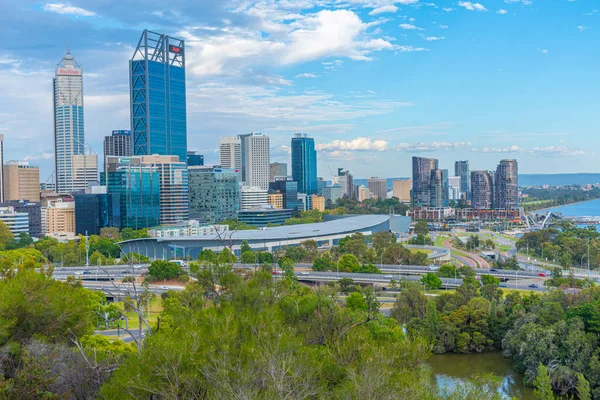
240 133 270 190
72 154 98 192
219 136 242 170
53 49 84 193
0 134 4 202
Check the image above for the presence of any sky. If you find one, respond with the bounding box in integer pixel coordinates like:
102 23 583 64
1 0 599 182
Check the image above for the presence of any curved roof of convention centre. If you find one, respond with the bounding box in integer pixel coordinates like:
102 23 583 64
144 214 390 243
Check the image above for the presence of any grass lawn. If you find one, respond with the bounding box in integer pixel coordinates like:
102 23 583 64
434 235 449 247
114 296 164 330
410 249 432 255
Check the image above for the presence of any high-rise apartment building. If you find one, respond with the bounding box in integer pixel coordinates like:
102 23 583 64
103 130 132 173
3 161 40 202
291 133 317 195
448 176 461 201
186 151 204 166
53 49 84 193
46 199 76 234
495 159 519 209
454 161 470 199
130 30 187 163
368 177 387 200
471 171 494 209
268 193 284 209
429 169 448 208
240 186 268 210
0 135 4 202
188 166 240 223
0 201 42 238
412 157 438 207
106 157 160 229
311 195 325 212
0 206 29 235
240 133 270 190
72 154 98 192
141 155 189 225
392 179 411 203
219 137 242 170
357 185 371 202
337 168 355 198
270 162 287 182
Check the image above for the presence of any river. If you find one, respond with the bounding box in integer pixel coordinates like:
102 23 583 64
427 352 534 399
543 198 600 229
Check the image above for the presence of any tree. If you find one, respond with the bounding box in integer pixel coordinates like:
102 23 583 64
338 254 360 272
372 231 396 253
120 228 149 241
576 373 591 400
17 232 33 247
414 220 429 236
100 227 120 240
240 240 252 253
481 274 500 286
338 278 356 294
147 260 182 281
438 264 459 278
240 250 256 264
312 254 332 271
421 273 442 290
217 248 236 264
391 282 428 323
346 292 368 311
285 246 308 263
0 220 14 249
533 363 555 400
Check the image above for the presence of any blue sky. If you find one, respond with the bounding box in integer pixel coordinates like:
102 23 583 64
1 0 599 180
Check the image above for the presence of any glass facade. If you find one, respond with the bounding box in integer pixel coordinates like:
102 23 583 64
291 134 317 195
188 166 240 223
54 51 85 193
455 161 470 199
412 157 438 207
269 178 299 213
130 31 187 163
142 156 189 225
75 193 121 235
107 164 160 229
237 209 293 227
186 151 204 166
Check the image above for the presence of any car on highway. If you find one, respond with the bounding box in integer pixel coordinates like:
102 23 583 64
489 268 498 272
538 273 547 277
299 272 310 275
384 275 394 279
429 264 439 271
160 286 169 290
82 270 90 275
499 283 508 287
528 284 539 288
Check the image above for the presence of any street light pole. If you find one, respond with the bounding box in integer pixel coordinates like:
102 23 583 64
588 237 591 280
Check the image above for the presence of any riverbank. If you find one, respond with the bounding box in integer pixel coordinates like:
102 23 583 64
535 197 600 213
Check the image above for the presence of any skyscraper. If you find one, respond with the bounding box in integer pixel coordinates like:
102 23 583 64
454 161 470 199
291 133 317 195
188 166 240 223
130 30 187 163
72 155 98 192
392 179 411 203
495 159 519 209
269 162 287 181
471 170 494 209
429 169 447 208
0 135 4 202
240 133 270 190
269 177 299 212
220 137 242 170
186 151 204 166
368 177 387 200
412 157 438 207
337 168 355 199
3 161 40 202
53 49 84 193
103 130 133 173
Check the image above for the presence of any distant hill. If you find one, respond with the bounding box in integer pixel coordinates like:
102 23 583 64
519 174 600 187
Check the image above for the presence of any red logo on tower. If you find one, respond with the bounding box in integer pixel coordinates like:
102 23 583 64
169 45 183 54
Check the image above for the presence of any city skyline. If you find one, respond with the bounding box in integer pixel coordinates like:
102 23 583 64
1 1 599 179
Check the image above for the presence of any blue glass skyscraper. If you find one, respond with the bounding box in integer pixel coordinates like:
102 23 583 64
291 133 317 195
130 30 187 163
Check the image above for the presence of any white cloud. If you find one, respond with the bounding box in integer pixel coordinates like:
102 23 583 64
396 141 472 152
457 2 488 11
504 0 532 4
317 137 390 152
477 145 585 156
425 36 445 41
578 25 590 31
369 5 399 15
497 9 508 14
538 49 548 54
43 3 96 17
399 23 424 30
296 73 318 78
443 8 454 12
439 24 449 28
397 45 429 52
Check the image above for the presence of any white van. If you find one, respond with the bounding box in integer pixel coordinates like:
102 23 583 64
171 260 187 268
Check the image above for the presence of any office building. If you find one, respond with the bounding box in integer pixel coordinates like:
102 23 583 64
141 155 188 225
269 177 299 212
130 30 187 162
106 157 160 229
46 199 76 235
268 193 284 209
188 166 240 223
0 206 29 235
3 161 40 202
322 185 343 204
220 137 242 170
270 162 288 182
368 177 387 200
54 49 85 193
148 221 229 238
336 168 355 198
412 157 438 207
448 176 461 201
74 192 121 235
357 185 371 202
455 161 470 199
316 177 327 195
471 171 494 209
298 193 309 212
240 133 270 190
0 135 3 202
392 179 411 203
495 159 519 209
103 130 133 174
72 154 98 192
311 195 325 212
429 169 447 208
186 151 204 166
291 133 317 195
0 201 41 238
240 186 268 210
237 208 293 227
